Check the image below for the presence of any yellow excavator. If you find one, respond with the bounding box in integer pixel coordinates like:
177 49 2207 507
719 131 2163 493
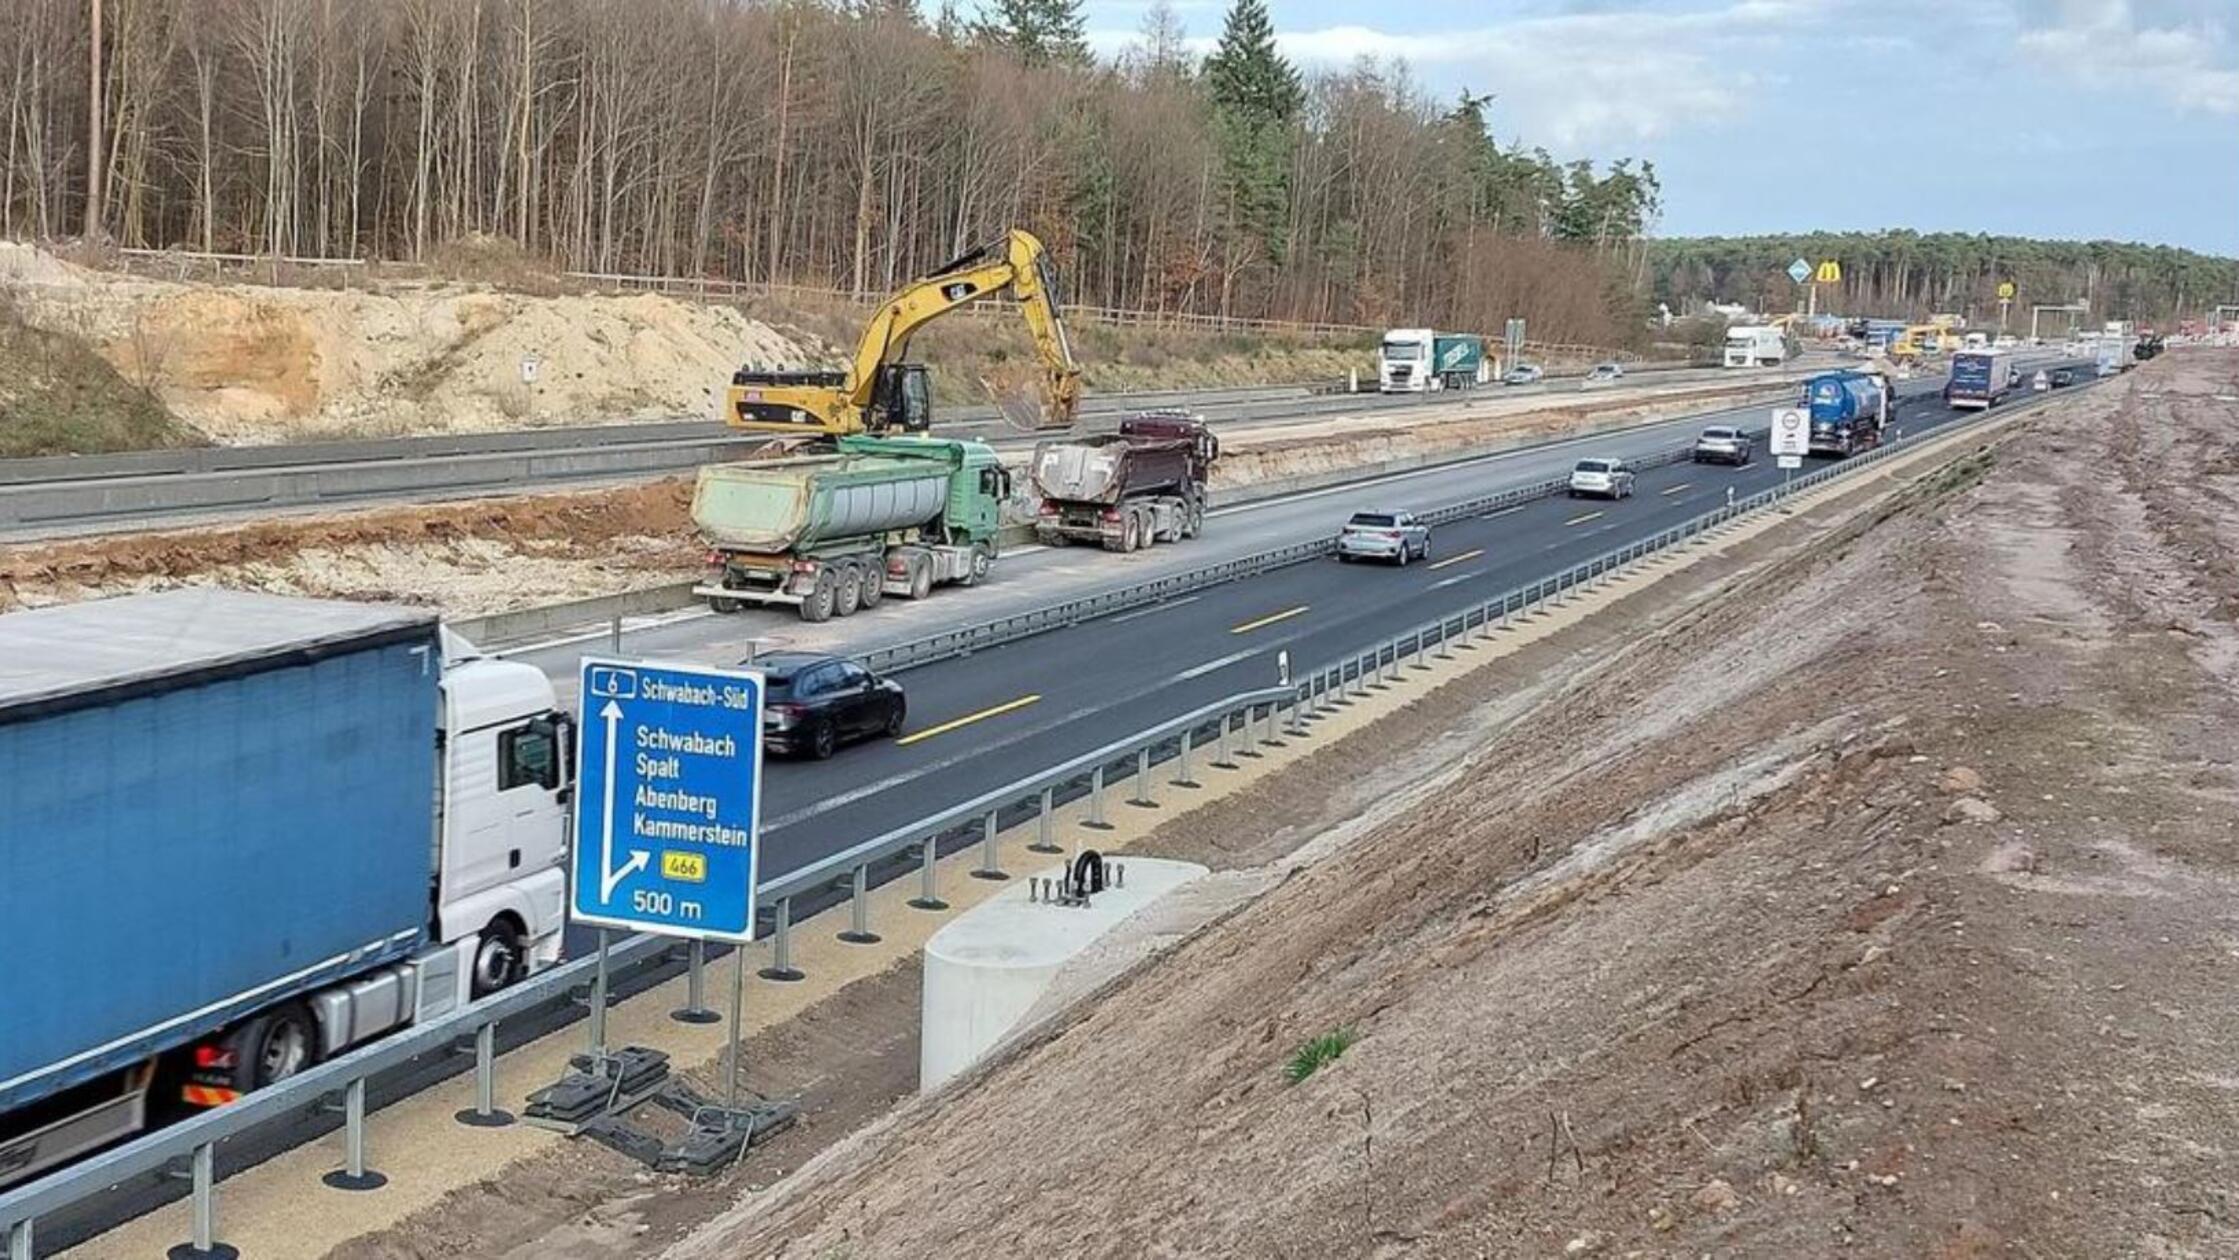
726 228 1083 440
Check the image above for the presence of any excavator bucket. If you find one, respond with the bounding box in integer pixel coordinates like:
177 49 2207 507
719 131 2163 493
979 361 1072 431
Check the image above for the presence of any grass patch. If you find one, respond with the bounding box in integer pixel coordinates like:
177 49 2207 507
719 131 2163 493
1283 1027 1359 1084
0 294 205 457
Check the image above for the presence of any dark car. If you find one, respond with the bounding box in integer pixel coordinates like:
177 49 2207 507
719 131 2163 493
753 651 906 759
2050 367 2076 388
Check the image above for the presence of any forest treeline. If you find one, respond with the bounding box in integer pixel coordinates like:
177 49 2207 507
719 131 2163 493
3 0 1662 345
1650 232 2238 326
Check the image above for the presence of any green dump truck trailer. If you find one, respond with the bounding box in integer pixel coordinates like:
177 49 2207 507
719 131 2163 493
691 436 1010 621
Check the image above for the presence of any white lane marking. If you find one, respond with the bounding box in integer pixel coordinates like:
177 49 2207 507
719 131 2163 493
1429 569 1485 590
1173 647 1259 682
1107 593 1201 624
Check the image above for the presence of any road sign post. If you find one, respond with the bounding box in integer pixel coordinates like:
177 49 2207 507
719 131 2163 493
571 656 764 1097
1769 406 1809 493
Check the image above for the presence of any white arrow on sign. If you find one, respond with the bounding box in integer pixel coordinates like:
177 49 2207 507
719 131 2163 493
596 699 651 903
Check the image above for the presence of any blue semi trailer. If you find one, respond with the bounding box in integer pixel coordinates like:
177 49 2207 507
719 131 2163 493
0 589 574 1188
1943 349 2015 409
1803 371 1890 457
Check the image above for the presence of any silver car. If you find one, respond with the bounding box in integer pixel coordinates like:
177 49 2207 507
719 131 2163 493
1692 426 1753 465
1568 458 1635 499
1502 364 1544 385
1584 362 1626 383
1337 510 1431 565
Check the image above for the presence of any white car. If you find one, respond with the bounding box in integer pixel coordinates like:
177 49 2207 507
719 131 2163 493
1336 510 1431 565
1584 362 1626 383
1568 458 1636 499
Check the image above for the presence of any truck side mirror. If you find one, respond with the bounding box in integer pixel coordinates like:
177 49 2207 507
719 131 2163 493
534 714 575 796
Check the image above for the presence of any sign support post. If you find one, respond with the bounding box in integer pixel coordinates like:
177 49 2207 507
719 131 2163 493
1769 405 1810 502
568 654 766 1116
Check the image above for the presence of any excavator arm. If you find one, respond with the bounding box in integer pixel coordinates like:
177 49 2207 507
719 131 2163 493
727 228 1083 438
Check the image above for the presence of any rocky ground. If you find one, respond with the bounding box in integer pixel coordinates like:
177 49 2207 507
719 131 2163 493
641 350 2239 1259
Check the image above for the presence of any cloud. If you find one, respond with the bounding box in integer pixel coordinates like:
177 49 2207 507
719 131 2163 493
1269 3 1840 148
1097 0 1867 149
2017 0 2239 114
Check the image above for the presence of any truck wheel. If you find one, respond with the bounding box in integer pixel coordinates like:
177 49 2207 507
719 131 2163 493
709 597 743 615
221 1003 318 1092
801 572 836 622
1185 500 1204 539
959 545 992 586
472 919 526 998
908 556 933 600
859 568 884 608
834 566 862 617
1124 513 1144 552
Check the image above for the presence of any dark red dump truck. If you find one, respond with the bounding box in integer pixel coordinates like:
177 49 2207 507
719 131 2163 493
1030 411 1220 552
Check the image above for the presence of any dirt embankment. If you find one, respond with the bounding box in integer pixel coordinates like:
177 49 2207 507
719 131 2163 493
1 242 813 444
0 482 701 615
0 242 1377 449
662 351 2239 1258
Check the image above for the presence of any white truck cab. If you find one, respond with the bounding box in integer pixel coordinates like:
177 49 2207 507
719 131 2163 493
434 628 573 997
1379 327 1437 392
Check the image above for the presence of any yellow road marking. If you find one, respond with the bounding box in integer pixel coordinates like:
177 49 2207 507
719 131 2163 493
1563 510 1604 526
894 694 1041 746
1660 482 1691 496
1427 548 1484 571
1230 604 1311 635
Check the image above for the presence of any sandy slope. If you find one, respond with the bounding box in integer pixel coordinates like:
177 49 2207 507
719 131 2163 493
0 242 809 442
662 350 2239 1259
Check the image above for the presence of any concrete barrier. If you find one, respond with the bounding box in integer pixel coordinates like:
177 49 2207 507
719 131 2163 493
459 581 700 649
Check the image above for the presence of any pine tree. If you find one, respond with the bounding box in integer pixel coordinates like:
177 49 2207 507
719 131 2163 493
973 0 1088 67
1204 0 1300 271
1204 0 1300 127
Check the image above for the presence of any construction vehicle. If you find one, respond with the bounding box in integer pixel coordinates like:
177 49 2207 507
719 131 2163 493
1032 412 1220 551
691 436 1008 621
725 230 1082 441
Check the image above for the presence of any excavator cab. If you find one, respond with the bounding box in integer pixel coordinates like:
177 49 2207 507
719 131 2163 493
867 363 934 434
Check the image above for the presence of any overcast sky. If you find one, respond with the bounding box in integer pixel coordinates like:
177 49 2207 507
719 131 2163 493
1085 0 2239 255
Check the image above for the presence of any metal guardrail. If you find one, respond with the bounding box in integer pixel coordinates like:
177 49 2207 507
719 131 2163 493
0 682 1292 1258
0 389 2028 1257
0 924 669 1258
1272 398 2038 743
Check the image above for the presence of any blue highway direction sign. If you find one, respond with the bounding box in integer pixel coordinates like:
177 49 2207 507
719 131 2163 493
570 657 763 942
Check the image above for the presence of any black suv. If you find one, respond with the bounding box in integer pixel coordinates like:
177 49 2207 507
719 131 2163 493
755 652 907 759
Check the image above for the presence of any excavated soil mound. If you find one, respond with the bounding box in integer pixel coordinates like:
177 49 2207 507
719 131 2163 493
664 351 2239 1259
0 480 697 614
2 243 809 443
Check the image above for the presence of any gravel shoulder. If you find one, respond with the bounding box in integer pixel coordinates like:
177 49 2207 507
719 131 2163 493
657 350 2239 1259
